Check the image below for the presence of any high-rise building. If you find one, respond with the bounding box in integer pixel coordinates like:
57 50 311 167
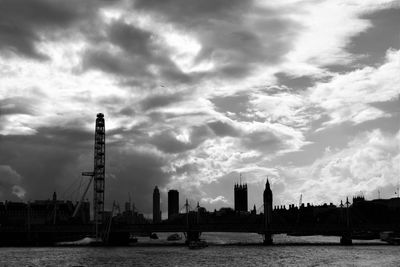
153 186 161 223
168 189 179 219
234 183 248 212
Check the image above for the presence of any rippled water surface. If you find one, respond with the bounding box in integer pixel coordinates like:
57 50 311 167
1 233 399 266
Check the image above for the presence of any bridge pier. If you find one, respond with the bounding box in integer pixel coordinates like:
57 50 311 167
185 231 201 243
340 233 352 245
262 233 273 245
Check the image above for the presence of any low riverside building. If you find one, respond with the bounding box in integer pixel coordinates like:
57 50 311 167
0 192 90 226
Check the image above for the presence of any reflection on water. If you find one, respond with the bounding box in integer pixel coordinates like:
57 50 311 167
0 233 398 267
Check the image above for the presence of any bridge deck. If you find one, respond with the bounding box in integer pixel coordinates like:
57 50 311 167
1 223 398 236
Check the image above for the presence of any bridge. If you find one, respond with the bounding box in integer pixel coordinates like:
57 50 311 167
1 217 397 246
110 221 399 245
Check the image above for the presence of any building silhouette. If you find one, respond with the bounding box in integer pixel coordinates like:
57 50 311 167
263 179 273 224
153 186 161 223
168 189 179 220
263 179 273 244
0 192 90 226
234 182 248 212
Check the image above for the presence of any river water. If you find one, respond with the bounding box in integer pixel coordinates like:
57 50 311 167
0 233 399 266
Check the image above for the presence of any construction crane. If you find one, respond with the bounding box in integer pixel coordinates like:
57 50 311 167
104 201 120 244
72 172 94 218
299 194 303 208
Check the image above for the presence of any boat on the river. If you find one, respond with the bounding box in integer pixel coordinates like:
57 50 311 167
150 233 159 239
352 231 379 240
167 233 182 241
56 236 104 246
380 231 400 245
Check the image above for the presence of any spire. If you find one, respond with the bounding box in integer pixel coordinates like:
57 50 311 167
266 177 270 189
345 196 350 208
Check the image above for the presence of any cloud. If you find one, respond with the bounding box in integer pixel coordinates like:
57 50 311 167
140 92 186 111
201 195 228 206
249 90 315 129
0 96 37 116
207 120 240 137
310 49 400 128
148 126 211 154
0 0 111 60
0 0 399 214
349 7 400 66
280 129 400 204
0 89 47 135
0 130 91 201
279 0 399 76
275 73 315 90
0 165 25 200
133 0 300 87
0 126 175 212
106 144 172 213
81 19 192 86
12 185 26 199
133 0 251 23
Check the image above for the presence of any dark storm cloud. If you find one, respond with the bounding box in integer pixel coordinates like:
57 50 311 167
210 94 250 114
0 97 37 116
207 119 288 154
348 8 400 66
0 130 91 201
275 72 315 90
207 120 240 137
38 127 94 146
133 0 252 25
82 20 190 84
140 92 186 111
174 163 199 176
118 107 136 117
106 144 171 213
210 93 256 121
0 124 174 212
108 21 154 57
133 0 299 81
0 0 111 59
191 21 296 80
83 50 149 77
241 131 283 153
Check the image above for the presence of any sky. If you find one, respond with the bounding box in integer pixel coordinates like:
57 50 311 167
0 0 399 216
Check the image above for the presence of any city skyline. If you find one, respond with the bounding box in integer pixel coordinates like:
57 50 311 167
0 0 400 214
